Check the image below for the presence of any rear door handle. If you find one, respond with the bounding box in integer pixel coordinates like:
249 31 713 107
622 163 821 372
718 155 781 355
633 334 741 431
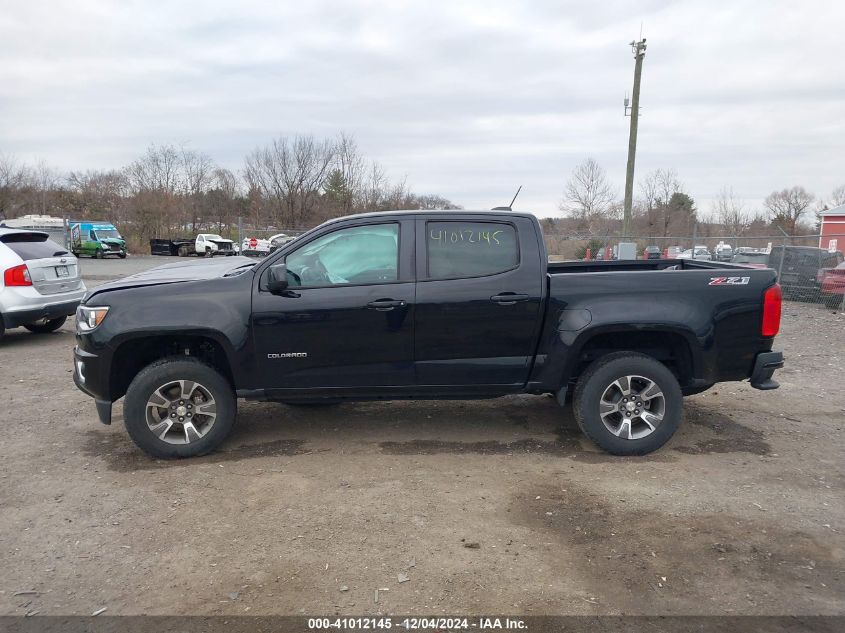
367 299 407 311
490 293 530 305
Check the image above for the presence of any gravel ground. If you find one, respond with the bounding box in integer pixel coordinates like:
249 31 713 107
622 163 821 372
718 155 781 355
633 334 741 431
0 255 843 616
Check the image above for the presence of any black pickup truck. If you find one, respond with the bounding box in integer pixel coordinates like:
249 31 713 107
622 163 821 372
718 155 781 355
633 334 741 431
73 211 784 458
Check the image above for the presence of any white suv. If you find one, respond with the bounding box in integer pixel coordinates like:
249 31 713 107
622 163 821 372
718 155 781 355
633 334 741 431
0 228 86 342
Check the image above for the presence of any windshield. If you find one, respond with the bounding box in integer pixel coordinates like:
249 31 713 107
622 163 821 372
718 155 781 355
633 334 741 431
95 229 122 240
206 235 224 241
1 233 69 259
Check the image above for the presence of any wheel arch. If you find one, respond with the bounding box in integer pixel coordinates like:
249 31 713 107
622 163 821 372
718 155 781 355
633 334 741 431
108 332 236 401
561 324 701 390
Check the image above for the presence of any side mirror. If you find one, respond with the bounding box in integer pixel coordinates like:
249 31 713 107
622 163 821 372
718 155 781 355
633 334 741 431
267 264 289 294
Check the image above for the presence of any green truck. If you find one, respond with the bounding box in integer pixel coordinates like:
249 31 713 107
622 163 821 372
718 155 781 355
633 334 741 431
70 221 127 259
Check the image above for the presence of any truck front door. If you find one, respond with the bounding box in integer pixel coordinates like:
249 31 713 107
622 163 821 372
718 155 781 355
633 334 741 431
413 216 543 387
252 218 416 393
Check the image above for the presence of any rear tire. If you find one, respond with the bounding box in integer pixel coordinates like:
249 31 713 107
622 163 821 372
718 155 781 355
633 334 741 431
24 316 67 334
573 352 682 456
123 358 236 459
177 245 188 257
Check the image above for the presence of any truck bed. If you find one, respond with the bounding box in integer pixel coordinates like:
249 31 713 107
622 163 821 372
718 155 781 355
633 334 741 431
547 259 754 274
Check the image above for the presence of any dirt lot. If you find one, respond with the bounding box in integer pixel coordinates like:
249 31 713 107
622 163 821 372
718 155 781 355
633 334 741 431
0 256 843 616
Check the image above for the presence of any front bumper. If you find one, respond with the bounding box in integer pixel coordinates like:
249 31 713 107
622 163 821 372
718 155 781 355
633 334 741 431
3 297 83 329
73 345 112 425
749 351 784 390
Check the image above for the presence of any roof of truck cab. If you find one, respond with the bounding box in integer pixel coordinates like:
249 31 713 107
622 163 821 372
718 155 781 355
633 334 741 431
321 210 539 224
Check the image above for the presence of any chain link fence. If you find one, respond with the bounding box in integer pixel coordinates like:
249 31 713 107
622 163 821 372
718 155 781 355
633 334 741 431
544 231 845 309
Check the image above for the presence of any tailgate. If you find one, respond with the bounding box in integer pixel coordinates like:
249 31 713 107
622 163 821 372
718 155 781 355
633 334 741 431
26 256 83 295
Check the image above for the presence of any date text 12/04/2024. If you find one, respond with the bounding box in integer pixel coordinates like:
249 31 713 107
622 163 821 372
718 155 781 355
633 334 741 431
307 616 527 629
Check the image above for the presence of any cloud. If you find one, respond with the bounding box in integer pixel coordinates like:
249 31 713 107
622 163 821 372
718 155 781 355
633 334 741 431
1 0 843 215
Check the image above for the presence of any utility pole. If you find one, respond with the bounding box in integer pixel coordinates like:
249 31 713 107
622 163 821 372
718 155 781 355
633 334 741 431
623 38 647 238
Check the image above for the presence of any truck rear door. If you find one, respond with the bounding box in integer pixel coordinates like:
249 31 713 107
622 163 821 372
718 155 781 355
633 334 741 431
413 215 544 387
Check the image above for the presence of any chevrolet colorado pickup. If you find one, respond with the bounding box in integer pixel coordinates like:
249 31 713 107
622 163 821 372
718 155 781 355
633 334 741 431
73 211 784 458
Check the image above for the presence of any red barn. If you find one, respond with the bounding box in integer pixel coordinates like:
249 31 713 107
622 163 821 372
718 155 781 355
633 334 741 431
819 204 845 252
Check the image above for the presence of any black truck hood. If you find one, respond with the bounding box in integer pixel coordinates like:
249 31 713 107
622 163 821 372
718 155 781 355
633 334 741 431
85 256 255 300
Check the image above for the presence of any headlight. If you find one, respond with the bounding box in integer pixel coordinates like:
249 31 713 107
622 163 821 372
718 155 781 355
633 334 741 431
76 305 110 332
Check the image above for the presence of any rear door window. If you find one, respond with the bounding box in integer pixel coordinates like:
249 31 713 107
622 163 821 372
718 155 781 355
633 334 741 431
426 221 518 279
1 233 69 260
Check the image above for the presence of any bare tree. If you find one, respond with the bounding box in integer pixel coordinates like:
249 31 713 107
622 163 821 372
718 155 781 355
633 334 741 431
560 158 616 229
637 168 684 236
713 187 749 235
332 132 365 215
830 184 845 208
0 153 31 219
764 186 814 235
243 134 335 227
2 133 458 246
124 144 184 237
30 160 59 215
66 169 128 220
125 144 182 194
180 147 216 230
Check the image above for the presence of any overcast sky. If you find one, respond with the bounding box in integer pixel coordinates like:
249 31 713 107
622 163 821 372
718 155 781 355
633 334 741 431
1 0 843 216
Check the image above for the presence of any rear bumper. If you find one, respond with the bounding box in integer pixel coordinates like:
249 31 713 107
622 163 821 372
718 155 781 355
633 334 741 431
749 351 784 390
2 296 83 329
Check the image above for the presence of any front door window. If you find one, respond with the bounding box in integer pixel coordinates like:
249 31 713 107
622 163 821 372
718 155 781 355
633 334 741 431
285 223 399 287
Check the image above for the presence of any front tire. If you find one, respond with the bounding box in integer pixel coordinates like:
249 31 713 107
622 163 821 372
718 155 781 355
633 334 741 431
24 316 67 334
573 352 682 456
123 358 236 458
118 252 127 259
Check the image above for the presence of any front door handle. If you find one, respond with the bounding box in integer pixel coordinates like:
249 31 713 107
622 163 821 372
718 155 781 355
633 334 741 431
367 299 407 311
490 293 530 305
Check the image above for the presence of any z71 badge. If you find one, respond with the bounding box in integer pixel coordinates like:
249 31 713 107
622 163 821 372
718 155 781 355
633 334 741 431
709 276 750 286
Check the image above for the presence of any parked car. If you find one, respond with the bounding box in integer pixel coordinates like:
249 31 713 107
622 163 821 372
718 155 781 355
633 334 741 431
768 246 844 299
677 248 712 260
74 210 783 459
241 237 271 257
644 246 662 260
731 251 770 268
714 244 734 262
70 221 126 259
818 260 845 307
150 238 196 257
1 228 86 342
195 234 235 257
268 233 296 253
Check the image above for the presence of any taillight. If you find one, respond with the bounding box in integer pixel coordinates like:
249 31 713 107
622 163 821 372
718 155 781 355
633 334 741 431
3 264 32 287
762 283 782 337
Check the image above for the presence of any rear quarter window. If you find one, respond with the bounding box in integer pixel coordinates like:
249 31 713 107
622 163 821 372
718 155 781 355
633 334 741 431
1 233 69 260
426 221 518 279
